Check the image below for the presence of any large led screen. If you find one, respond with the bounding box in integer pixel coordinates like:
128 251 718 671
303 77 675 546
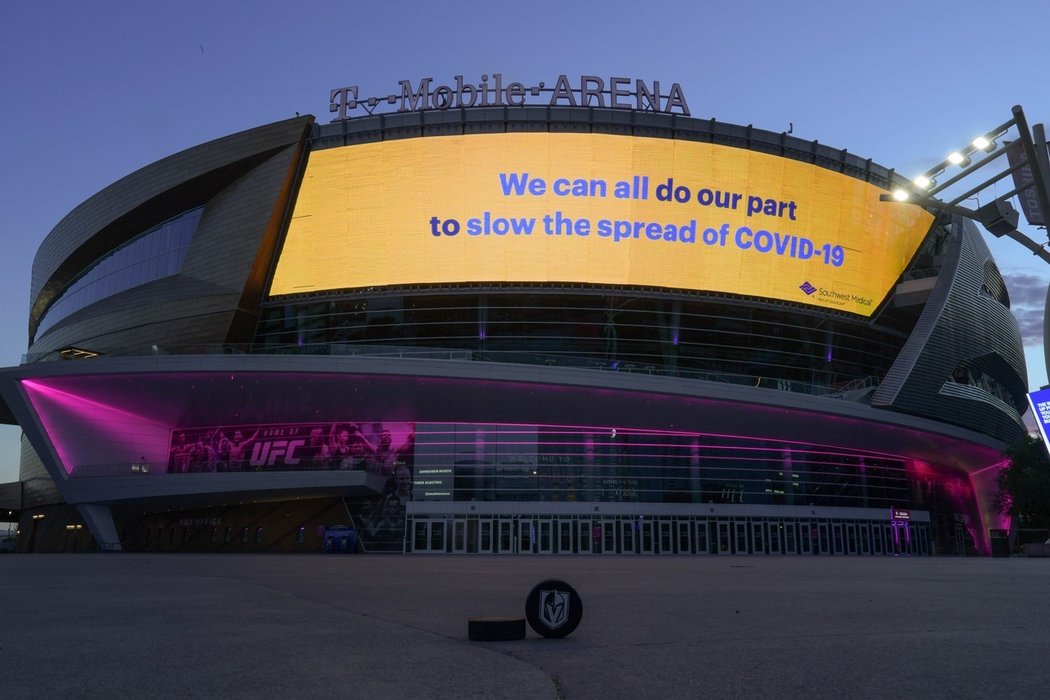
270 133 934 316
1027 388 1050 455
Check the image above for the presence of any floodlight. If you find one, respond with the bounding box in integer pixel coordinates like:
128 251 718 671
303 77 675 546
913 175 935 189
947 151 970 166
972 136 995 151
892 188 909 201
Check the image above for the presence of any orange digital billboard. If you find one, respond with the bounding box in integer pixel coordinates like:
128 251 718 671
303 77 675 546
270 132 934 316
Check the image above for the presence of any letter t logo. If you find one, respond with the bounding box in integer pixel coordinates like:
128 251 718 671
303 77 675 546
329 86 359 122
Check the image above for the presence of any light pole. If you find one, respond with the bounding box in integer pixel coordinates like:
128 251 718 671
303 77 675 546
881 104 1050 371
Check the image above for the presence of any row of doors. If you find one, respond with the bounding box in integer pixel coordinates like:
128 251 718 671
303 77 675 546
408 516 931 555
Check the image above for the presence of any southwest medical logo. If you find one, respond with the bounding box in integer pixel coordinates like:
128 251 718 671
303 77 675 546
800 281 817 295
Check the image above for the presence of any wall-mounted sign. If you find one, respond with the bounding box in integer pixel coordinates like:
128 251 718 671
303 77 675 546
1005 140 1049 226
1027 387 1050 453
271 132 933 316
329 74 689 120
166 421 414 475
891 509 911 521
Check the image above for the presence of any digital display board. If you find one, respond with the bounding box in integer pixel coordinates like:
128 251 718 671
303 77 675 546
270 133 934 316
1027 388 1050 454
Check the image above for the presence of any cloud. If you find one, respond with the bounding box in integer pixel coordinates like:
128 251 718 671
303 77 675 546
1005 273 1046 344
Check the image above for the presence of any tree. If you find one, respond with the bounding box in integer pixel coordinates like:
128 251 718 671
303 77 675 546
995 435 1050 531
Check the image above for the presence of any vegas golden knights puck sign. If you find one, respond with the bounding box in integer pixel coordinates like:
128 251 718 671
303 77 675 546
525 579 583 638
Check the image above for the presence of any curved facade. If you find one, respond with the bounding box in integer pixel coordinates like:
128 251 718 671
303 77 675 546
0 106 1027 556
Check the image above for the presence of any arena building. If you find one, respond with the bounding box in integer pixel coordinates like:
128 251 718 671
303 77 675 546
0 83 1028 555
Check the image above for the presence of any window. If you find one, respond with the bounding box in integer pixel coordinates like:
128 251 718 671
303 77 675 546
36 207 202 336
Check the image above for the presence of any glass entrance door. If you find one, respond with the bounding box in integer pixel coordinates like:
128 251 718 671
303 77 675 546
479 519 493 553
846 524 858 554
411 519 428 553
766 522 781 554
658 521 674 554
917 524 930 555
734 521 749 554
496 518 515 554
538 519 554 553
799 522 813 554
696 521 710 554
751 523 765 554
639 520 655 553
578 520 593 553
891 521 912 555
818 524 831 554
717 522 731 554
466 519 479 553
602 521 617 554
429 520 446 552
677 521 692 554
558 520 573 554
621 520 636 554
858 525 870 554
785 522 797 554
518 518 535 554
410 519 447 553
452 520 467 553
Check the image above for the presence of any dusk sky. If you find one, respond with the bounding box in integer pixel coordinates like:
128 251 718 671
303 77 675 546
2 0 1049 484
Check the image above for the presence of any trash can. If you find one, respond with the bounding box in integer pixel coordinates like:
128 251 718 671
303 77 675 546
323 525 359 553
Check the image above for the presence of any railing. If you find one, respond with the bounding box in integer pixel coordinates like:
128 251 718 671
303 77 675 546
24 341 880 400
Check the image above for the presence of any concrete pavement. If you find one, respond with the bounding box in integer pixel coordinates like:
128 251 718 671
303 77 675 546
2 554 1048 698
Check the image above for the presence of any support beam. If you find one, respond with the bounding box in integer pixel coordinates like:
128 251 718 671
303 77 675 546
77 502 122 551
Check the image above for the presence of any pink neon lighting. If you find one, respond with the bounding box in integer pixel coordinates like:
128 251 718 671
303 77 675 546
969 459 1010 476
412 420 960 465
18 371 1006 555
15 371 1005 457
22 379 170 476
21 380 77 475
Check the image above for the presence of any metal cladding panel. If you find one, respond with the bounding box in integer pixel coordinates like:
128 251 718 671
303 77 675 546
29 117 314 340
0 480 19 511
872 218 1027 443
30 275 240 357
18 433 62 506
29 134 309 358
59 471 384 506
5 354 1007 473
